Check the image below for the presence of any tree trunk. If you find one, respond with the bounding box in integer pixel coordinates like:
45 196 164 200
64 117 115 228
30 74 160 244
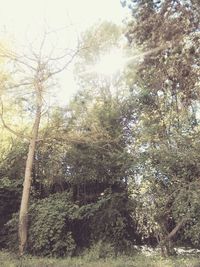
159 218 187 257
18 87 42 256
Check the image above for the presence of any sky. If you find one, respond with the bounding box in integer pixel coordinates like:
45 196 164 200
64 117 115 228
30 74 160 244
0 0 127 106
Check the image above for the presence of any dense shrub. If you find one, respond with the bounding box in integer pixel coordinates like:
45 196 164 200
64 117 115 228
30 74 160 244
5 190 137 256
5 193 77 257
28 193 76 257
88 191 137 254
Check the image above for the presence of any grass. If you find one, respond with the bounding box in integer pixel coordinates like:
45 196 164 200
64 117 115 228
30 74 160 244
0 250 200 267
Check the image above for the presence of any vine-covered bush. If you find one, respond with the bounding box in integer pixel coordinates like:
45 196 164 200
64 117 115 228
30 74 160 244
5 190 137 256
28 193 76 257
5 193 77 257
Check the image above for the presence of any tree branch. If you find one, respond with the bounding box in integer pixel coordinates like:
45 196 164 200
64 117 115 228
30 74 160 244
160 217 188 245
0 98 29 141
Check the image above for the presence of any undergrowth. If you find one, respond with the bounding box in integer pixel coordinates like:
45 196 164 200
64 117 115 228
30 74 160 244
0 250 200 267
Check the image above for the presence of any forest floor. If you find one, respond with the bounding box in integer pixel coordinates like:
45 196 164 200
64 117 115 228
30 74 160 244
0 251 200 267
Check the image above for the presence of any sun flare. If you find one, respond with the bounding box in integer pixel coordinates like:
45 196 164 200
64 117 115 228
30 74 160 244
93 49 125 76
79 45 166 78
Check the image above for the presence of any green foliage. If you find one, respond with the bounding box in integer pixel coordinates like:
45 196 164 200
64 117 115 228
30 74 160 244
79 21 121 64
28 193 76 257
89 192 136 253
0 141 26 187
124 0 200 254
5 191 136 256
5 193 76 257
0 141 24 248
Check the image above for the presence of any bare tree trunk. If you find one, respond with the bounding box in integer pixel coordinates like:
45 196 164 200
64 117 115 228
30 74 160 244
18 87 42 256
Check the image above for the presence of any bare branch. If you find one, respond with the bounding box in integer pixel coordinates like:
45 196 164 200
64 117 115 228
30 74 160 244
0 98 29 141
47 46 84 77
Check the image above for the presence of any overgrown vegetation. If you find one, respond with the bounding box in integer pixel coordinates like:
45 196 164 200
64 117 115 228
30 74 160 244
0 251 200 267
0 0 200 260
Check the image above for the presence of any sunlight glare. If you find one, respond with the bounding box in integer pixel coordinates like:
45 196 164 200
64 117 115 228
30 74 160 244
95 44 169 76
93 49 125 76
80 45 167 78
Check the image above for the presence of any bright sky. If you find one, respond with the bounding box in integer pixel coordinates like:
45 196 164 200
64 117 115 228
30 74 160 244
0 0 127 106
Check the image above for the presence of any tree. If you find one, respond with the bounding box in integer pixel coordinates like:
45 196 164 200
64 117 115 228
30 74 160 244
0 36 80 255
123 0 200 256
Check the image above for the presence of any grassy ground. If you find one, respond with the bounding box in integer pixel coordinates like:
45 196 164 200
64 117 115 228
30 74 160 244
0 251 200 267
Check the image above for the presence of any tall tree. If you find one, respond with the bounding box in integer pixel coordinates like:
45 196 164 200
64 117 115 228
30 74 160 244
0 38 80 255
123 0 200 256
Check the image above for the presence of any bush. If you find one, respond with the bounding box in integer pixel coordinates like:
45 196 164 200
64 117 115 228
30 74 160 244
88 191 136 254
5 193 77 257
29 193 76 257
4 191 136 257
